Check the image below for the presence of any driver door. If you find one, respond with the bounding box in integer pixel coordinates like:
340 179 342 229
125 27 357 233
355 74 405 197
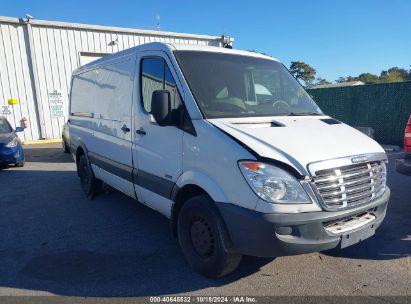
132 52 184 217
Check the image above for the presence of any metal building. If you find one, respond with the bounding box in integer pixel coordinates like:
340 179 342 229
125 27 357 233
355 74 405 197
0 16 228 141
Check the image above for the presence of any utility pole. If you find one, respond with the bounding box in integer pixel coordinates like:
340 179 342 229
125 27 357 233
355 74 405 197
156 15 160 31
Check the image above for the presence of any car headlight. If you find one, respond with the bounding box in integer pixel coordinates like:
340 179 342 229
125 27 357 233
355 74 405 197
238 161 311 204
5 138 18 148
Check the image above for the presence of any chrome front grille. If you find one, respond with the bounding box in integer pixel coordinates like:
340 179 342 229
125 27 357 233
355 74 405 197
312 161 387 210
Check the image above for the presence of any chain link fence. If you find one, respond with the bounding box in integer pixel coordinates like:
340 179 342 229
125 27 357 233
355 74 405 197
307 81 411 146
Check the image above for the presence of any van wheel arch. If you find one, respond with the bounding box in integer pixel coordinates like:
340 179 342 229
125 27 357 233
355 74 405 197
171 184 212 238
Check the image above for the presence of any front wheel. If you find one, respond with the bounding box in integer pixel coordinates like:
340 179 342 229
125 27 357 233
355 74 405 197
15 161 25 167
15 153 25 167
177 195 242 278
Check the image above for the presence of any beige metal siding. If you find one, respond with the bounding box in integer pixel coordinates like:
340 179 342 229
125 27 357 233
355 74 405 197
0 17 223 140
0 22 40 141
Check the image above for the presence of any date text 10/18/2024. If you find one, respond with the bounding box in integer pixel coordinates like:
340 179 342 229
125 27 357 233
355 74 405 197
149 296 258 303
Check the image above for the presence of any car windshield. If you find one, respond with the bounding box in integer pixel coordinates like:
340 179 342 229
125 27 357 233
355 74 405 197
174 51 322 119
0 118 12 134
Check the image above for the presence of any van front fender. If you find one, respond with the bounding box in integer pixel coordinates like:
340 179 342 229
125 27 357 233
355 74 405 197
174 170 229 203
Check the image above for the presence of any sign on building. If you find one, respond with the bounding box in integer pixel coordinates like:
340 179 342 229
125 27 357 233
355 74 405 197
1 105 11 116
48 89 64 118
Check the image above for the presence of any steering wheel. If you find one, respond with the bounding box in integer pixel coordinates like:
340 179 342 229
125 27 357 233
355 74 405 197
272 100 290 112
260 98 274 105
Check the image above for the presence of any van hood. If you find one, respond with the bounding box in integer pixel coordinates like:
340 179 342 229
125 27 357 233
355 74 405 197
209 116 385 176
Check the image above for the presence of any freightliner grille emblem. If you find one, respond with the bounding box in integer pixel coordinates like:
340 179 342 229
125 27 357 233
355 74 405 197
351 156 369 163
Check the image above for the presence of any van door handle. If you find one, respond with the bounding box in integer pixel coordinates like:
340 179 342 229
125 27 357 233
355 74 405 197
121 124 131 132
136 128 146 135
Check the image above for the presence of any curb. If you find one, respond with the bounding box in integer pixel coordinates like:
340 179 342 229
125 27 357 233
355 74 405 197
23 139 62 145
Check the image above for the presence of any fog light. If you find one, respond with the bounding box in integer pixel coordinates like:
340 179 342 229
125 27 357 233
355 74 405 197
276 226 292 235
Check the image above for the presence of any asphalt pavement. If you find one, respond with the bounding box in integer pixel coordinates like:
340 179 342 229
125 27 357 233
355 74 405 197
0 143 409 297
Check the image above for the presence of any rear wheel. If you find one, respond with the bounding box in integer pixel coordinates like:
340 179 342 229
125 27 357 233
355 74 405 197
62 136 70 153
177 195 242 278
78 154 100 198
15 152 25 167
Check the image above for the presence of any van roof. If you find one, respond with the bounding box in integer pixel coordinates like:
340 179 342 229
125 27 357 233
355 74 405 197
73 42 279 74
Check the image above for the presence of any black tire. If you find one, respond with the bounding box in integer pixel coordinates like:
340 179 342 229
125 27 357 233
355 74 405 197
78 154 100 198
177 195 242 278
62 137 70 153
15 161 25 167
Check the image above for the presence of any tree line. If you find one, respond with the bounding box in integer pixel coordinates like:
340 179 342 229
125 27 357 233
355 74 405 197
289 61 411 87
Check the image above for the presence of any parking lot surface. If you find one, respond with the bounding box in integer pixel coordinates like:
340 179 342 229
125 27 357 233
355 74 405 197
0 143 410 297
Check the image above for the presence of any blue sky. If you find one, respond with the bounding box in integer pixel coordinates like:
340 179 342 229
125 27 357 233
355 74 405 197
1 0 410 82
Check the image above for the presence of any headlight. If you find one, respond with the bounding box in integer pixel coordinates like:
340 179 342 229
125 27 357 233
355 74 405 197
5 138 18 148
238 161 311 204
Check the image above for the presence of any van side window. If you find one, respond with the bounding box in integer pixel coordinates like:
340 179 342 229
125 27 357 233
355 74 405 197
165 64 183 110
141 57 182 113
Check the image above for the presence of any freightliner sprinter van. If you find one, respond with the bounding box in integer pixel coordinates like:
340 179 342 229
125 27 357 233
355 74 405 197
69 43 390 277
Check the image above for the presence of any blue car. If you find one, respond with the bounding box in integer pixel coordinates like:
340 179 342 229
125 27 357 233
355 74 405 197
0 116 25 168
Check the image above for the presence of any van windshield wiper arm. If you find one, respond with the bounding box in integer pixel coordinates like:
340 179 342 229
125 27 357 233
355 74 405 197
287 112 322 116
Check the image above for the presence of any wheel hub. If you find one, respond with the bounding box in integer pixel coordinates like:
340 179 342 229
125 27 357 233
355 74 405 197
190 218 215 257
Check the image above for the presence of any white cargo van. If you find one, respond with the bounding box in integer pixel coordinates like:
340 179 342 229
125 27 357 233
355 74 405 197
69 42 390 277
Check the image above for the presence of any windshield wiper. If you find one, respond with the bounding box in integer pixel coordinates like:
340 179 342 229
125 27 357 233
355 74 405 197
287 112 322 116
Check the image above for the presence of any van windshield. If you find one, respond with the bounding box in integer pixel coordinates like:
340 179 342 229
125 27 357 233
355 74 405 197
174 51 322 119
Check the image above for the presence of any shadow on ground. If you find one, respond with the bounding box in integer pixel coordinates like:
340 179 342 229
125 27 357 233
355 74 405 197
23 143 73 163
0 168 274 296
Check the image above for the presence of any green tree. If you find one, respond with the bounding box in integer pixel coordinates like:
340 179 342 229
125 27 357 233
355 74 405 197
380 67 409 83
358 73 380 84
336 76 360 83
335 77 347 83
289 61 316 87
314 77 331 86
336 65 411 85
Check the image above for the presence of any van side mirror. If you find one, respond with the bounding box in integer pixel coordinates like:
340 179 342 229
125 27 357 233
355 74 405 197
151 90 172 126
15 127 24 132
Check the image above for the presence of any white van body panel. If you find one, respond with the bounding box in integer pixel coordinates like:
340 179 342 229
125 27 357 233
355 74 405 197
175 169 229 204
91 164 136 199
209 116 386 176
170 43 279 62
136 185 174 217
182 120 260 210
70 54 137 199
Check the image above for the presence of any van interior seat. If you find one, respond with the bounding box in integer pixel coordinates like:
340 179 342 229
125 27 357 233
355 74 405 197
211 97 247 110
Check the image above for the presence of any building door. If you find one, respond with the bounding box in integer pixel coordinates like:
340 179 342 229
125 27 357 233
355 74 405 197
79 52 109 66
